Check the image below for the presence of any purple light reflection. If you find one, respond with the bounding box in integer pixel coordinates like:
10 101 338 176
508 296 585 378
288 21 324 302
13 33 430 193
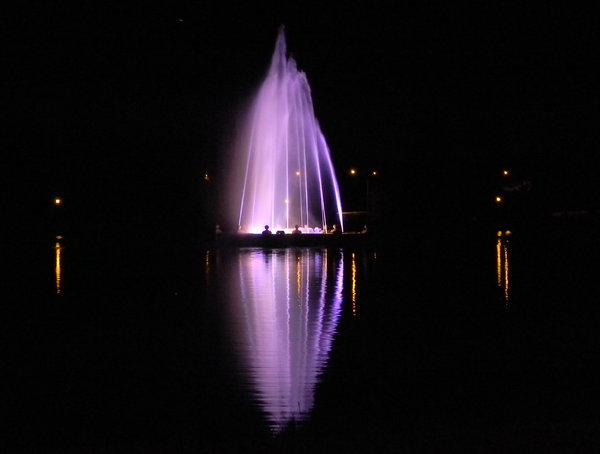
224 248 344 432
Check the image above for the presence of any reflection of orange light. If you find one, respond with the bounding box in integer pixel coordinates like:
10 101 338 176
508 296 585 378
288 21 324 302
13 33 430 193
503 242 510 304
351 252 357 316
496 238 502 286
296 256 302 298
496 236 511 307
55 241 62 294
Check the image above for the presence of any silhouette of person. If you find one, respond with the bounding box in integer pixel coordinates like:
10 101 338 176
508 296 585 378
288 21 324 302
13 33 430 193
292 225 302 235
262 225 272 235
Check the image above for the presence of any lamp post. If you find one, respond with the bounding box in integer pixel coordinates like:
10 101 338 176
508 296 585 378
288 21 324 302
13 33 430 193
349 169 378 212
295 171 302 228
366 171 378 213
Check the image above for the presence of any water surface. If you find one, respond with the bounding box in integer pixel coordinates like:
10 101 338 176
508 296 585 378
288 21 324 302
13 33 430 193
4 223 600 452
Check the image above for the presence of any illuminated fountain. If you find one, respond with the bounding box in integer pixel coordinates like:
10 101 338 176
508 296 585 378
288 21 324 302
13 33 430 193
229 27 344 234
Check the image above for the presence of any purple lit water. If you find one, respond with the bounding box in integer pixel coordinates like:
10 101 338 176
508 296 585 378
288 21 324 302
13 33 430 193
219 248 343 432
230 28 343 234
6 222 600 451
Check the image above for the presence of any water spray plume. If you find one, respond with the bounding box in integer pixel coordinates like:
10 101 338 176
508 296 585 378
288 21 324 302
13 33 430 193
230 27 343 234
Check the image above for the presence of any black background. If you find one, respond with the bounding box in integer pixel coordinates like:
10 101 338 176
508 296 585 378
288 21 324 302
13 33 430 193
3 3 600 452
4 2 598 238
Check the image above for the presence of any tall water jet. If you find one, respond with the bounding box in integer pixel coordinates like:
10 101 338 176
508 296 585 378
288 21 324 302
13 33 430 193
229 27 343 233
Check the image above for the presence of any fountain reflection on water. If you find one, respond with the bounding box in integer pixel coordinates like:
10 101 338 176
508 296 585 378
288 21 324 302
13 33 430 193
230 27 344 234
221 248 344 432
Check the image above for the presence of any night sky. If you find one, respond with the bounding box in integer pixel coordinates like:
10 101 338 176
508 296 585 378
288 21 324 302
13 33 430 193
5 2 598 236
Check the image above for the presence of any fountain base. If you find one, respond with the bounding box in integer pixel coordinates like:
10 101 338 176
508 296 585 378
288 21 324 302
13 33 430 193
214 232 370 248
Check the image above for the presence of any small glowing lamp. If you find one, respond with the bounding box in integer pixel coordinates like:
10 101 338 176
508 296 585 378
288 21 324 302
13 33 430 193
284 199 289 204
371 171 378 176
54 198 62 206
495 196 503 203
295 171 301 176
502 169 510 176
497 231 503 237
350 169 357 175
505 230 512 236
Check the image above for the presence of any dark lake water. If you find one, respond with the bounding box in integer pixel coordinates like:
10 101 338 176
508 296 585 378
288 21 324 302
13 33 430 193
4 220 600 452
